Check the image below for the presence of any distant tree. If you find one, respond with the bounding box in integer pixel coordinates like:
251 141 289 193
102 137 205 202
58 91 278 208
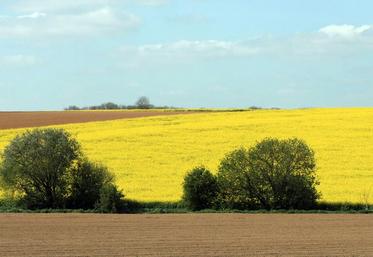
65 105 81 111
64 99 172 111
249 106 262 110
0 129 81 208
88 104 102 110
217 138 320 210
182 166 219 211
135 96 153 109
99 102 120 110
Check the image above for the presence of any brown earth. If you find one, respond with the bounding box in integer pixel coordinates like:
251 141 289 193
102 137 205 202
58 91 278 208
0 111 194 130
0 213 372 257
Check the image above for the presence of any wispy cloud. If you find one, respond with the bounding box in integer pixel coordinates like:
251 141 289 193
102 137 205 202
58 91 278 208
17 12 47 19
0 8 140 38
12 0 169 13
12 0 113 13
319 24 372 39
118 24 373 67
121 40 261 58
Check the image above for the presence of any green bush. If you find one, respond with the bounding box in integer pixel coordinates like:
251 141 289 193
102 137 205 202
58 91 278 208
216 148 258 210
217 138 320 210
0 195 19 210
0 128 125 211
96 184 125 213
68 160 116 210
0 129 80 209
182 166 219 211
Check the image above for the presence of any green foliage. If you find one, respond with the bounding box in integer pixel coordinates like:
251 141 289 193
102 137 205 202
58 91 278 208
0 129 80 209
68 160 115 210
0 195 19 210
96 184 125 213
217 138 320 210
182 166 219 211
216 148 258 210
0 128 125 212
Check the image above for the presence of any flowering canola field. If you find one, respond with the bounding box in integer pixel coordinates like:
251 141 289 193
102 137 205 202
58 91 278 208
1 108 373 203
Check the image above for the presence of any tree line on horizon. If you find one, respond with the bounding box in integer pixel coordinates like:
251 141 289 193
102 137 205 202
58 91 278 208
64 96 176 111
64 96 278 111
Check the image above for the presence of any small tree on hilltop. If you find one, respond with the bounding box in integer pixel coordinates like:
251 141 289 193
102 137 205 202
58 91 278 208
217 138 320 210
135 96 152 109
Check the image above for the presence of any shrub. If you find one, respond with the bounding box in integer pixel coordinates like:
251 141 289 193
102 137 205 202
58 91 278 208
68 160 115 210
217 138 320 210
0 128 125 211
216 148 258 210
0 129 80 209
96 184 125 213
0 193 19 210
182 166 219 211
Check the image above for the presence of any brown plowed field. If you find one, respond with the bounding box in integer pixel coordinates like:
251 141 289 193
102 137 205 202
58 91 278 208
0 111 193 130
1 214 372 257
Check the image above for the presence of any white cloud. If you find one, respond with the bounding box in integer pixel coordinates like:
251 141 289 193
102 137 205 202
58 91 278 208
118 40 262 69
12 0 169 12
0 8 140 38
121 40 260 58
319 24 372 39
17 12 47 19
0 55 38 67
12 0 116 13
117 24 373 67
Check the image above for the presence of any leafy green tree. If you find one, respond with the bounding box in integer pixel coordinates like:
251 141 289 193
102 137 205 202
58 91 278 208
216 148 258 210
96 184 125 213
183 166 219 211
68 160 116 209
0 129 80 208
217 138 320 210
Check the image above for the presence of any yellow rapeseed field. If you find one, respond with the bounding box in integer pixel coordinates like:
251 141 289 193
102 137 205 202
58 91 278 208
1 108 373 203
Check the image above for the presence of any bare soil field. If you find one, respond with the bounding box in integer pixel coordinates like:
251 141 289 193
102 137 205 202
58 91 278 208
0 111 193 130
0 214 372 257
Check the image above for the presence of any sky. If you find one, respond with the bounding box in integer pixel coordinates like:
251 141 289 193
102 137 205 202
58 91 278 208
0 0 373 110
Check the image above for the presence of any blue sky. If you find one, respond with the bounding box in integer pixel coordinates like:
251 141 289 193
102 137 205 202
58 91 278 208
0 0 373 110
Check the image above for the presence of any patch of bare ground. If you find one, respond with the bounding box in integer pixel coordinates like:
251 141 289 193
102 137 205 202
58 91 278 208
0 214 372 257
0 111 195 130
